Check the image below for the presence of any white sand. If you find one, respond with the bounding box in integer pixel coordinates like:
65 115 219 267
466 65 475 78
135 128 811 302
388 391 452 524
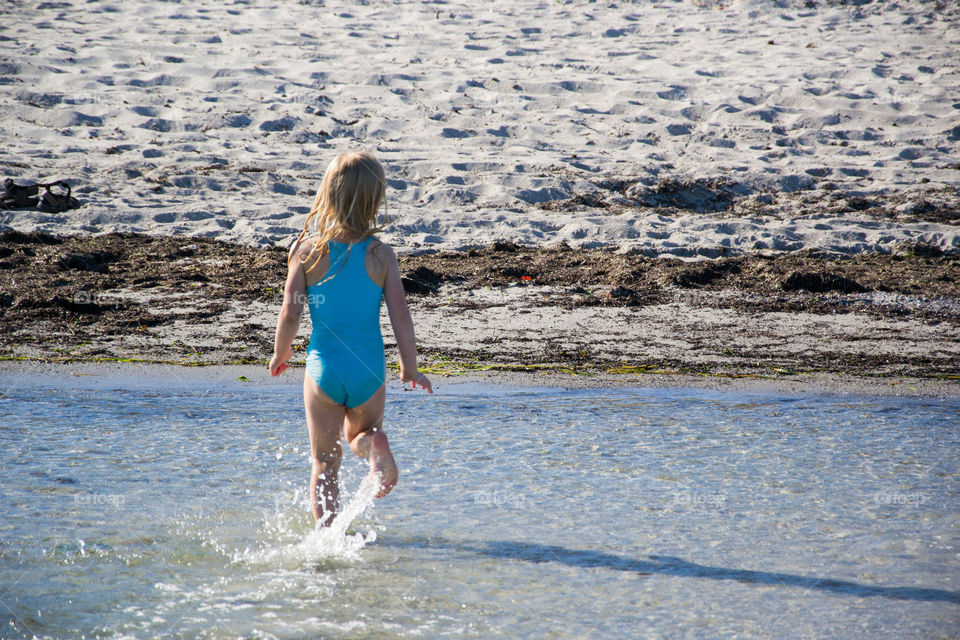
1 0 958 257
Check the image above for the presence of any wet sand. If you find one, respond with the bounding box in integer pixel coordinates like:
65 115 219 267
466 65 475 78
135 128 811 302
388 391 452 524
2 359 958 400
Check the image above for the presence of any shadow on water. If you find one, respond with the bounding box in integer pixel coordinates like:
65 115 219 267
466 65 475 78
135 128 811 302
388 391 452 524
384 537 960 605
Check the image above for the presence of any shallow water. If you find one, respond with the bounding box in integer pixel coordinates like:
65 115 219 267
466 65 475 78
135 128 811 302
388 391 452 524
1 372 958 639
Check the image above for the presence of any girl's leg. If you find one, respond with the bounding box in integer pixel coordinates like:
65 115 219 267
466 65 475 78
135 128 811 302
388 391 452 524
303 374 346 526
342 384 397 498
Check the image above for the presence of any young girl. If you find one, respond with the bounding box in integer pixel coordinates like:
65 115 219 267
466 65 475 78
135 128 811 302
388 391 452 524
269 151 432 527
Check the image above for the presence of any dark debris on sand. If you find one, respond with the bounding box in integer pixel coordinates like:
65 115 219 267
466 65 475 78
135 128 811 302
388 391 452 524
1 230 958 376
401 239 960 317
0 231 285 362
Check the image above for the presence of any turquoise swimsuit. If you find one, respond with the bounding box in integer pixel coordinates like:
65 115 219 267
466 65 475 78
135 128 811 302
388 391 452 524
304 238 386 408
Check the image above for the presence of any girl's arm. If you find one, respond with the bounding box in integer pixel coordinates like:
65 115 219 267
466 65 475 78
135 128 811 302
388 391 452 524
381 244 432 393
269 244 306 377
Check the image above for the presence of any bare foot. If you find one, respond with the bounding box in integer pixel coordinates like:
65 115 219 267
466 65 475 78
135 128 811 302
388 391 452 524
369 430 398 498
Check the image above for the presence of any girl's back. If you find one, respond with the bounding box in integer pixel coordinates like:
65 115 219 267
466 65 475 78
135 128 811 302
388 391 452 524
297 235 388 407
296 233 389 290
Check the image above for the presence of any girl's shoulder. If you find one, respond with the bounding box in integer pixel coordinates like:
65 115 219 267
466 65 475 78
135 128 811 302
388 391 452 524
367 236 397 261
290 233 321 262
290 233 393 264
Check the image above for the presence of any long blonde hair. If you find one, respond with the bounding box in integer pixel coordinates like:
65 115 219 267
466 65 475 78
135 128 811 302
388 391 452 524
295 151 388 275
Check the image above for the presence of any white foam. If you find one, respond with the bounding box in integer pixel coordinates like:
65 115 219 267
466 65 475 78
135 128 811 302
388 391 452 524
240 475 378 567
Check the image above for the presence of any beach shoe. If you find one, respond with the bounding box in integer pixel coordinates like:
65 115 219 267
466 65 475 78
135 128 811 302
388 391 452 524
37 181 80 213
1 179 80 212
1 179 40 209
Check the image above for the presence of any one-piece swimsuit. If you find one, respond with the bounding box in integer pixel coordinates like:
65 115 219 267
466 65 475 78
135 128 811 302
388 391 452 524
304 238 385 407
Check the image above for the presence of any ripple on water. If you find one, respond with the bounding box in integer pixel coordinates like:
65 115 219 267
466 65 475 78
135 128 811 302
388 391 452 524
0 375 958 639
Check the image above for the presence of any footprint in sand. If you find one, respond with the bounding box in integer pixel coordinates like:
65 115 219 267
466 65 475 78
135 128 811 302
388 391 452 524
259 116 299 132
441 127 477 139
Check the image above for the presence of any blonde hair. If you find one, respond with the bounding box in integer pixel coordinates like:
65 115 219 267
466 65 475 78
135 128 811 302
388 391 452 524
295 151 388 275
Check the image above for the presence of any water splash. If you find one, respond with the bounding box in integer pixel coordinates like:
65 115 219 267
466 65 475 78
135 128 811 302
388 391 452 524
303 474 379 558
240 474 379 567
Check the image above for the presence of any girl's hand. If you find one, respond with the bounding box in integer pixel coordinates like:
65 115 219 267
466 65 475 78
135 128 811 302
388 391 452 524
269 349 292 377
401 369 433 394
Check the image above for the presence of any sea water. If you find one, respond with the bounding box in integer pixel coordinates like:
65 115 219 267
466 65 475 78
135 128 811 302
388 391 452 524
1 371 958 639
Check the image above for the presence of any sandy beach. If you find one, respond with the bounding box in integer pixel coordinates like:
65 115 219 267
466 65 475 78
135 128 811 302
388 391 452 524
3 5 960 637
1 0 958 393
